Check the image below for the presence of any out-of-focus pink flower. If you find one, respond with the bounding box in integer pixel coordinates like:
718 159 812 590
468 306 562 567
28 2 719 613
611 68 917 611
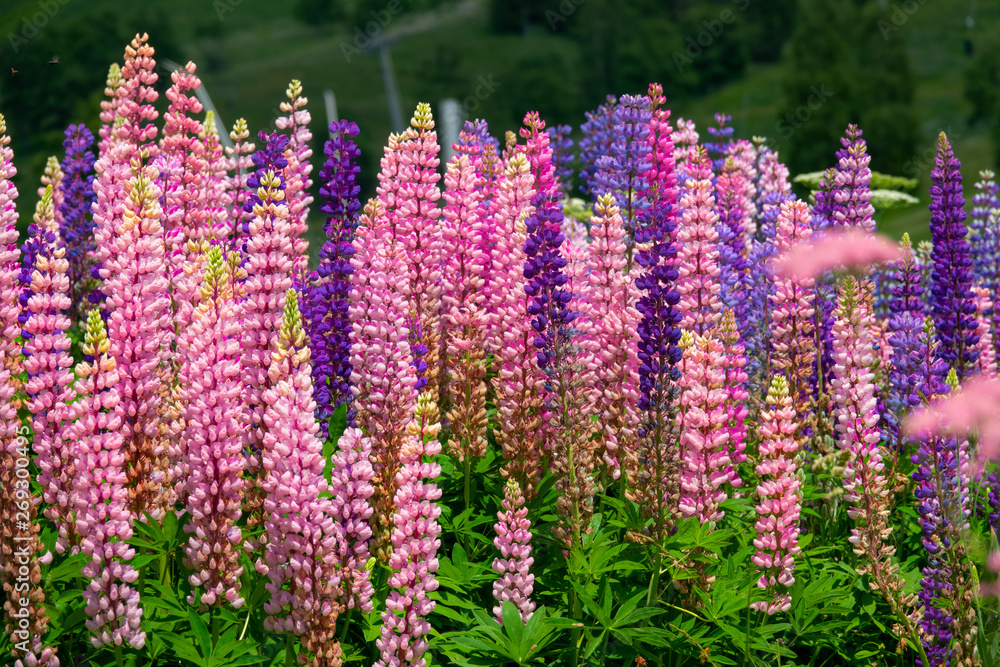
773 228 903 282
904 374 1000 462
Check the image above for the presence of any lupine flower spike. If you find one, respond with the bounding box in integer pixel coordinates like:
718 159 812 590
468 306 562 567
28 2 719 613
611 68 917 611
492 478 535 624
276 79 313 278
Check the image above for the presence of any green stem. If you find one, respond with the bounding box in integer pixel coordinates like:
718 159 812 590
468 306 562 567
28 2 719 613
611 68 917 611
743 587 751 665
115 645 125 667
211 607 220 651
285 633 295 667
570 586 582 667
463 453 472 517
338 608 354 643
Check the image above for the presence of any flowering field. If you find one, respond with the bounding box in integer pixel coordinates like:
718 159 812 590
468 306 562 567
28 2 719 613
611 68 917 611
2 32 1000 667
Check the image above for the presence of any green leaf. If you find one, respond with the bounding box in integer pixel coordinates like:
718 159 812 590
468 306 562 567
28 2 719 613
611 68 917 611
188 607 212 657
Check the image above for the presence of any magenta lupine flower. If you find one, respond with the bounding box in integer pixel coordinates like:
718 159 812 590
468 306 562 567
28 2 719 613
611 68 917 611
676 330 732 524
0 117 58 667
97 63 123 157
769 200 816 421
521 111 558 201
376 395 442 667
349 198 419 555
441 153 490 461
751 375 801 615
831 125 875 234
328 427 376 614
69 310 143 649
487 153 546 495
20 187 76 552
275 80 313 278
260 292 344 663
718 310 748 487
95 154 171 522
492 478 535 624
178 247 246 609
579 193 640 480
676 147 723 335
224 119 255 250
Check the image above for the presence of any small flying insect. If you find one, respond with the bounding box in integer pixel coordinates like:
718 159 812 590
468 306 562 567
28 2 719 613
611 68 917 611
48 55 59 65
9 68 16 77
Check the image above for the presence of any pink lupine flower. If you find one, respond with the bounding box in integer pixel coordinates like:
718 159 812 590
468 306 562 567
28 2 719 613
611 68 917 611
831 278 911 615
199 112 230 245
751 375 801 615
38 157 64 234
241 154 294 545
115 34 160 158
376 394 442 667
20 187 75 552
487 153 546 496
757 148 791 201
224 118 255 249
70 310 143 649
0 116 58 667
769 200 816 421
349 198 419 556
579 193 640 481
328 427 376 615
831 125 876 235
671 117 700 174
676 146 723 335
972 286 997 379
492 478 535 624
94 150 171 522
97 63 123 157
729 139 759 246
676 330 732 524
275 79 313 277
520 111 557 199
441 153 489 461
260 291 344 665
717 310 748 486
773 228 903 282
178 247 246 609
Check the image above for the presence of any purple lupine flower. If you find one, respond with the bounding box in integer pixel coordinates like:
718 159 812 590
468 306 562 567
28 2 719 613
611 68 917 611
928 132 978 377
592 95 652 264
970 169 1000 294
715 157 749 314
705 112 734 173
810 167 837 231
886 234 926 421
831 125 875 234
578 95 617 199
524 192 572 370
58 124 97 320
301 120 361 433
547 123 574 196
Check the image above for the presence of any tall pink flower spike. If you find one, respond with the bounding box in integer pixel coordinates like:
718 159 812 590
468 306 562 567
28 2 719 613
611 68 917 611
579 193 640 481
441 153 489 462
328 427 376 616
972 286 997 379
22 187 76 553
486 152 545 496
770 200 816 420
751 375 801 615
261 291 344 665
376 394 443 667
676 146 723 335
275 79 313 278
349 197 418 557
178 247 246 610
773 228 903 282
38 157 64 234
717 310 748 487
492 478 536 624
97 63 123 157
676 330 732 525
199 112 231 246
0 115 59 667
70 310 143 649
